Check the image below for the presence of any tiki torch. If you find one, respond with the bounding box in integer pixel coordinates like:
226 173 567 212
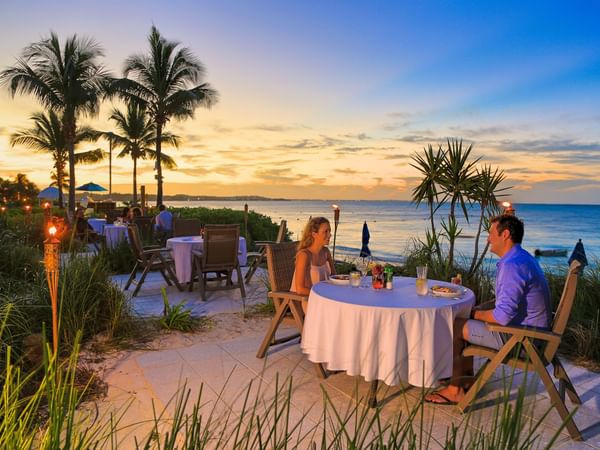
43 202 52 227
502 201 515 216
44 225 60 355
244 203 249 239
331 204 340 261
24 204 32 225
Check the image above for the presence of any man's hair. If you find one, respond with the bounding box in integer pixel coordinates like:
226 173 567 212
490 214 524 244
158 204 166 211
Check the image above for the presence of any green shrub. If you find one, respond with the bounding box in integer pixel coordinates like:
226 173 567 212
99 239 136 275
0 229 43 282
159 287 195 332
172 206 284 249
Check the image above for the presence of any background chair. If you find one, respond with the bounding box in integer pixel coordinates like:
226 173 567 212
457 260 583 441
245 220 287 284
172 218 203 237
255 241 327 378
133 215 154 243
124 224 183 297
190 224 246 305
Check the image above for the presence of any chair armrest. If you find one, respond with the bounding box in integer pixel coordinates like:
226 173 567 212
141 247 170 256
473 300 495 311
254 240 277 248
143 244 163 250
268 291 308 302
487 323 561 343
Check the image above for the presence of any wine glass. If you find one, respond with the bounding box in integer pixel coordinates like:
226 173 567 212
355 257 371 287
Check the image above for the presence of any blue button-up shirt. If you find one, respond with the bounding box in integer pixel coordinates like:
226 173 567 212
492 244 551 328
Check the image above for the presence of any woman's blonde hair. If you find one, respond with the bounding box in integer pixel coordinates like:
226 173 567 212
298 217 330 250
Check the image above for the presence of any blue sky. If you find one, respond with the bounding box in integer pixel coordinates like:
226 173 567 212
1 0 599 202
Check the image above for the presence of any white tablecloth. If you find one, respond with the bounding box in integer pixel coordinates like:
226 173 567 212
166 236 248 284
301 277 475 387
103 224 128 249
88 218 106 234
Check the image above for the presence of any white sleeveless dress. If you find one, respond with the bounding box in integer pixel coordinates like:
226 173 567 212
290 262 331 292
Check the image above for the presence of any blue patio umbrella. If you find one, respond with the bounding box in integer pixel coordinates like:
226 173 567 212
360 221 371 257
76 182 107 192
37 186 62 200
568 239 588 269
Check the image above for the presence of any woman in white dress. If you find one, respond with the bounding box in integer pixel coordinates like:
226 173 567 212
291 217 337 308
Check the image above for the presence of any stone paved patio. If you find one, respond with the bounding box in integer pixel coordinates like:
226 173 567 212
93 270 600 449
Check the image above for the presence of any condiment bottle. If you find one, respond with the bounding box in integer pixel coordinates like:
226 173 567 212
451 273 462 285
384 266 394 289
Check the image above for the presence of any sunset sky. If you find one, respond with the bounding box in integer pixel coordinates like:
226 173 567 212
1 1 599 203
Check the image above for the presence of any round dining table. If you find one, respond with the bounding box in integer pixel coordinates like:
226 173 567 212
88 218 106 234
166 236 248 284
301 277 475 388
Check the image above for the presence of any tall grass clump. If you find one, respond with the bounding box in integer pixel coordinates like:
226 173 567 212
99 239 136 275
35 255 131 349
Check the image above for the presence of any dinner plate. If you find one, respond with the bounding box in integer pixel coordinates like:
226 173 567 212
430 285 463 298
329 275 350 285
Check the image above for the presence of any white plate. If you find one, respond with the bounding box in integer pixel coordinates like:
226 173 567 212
430 285 463 298
329 275 350 285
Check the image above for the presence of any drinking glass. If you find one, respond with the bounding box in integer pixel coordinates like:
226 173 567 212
416 265 428 296
355 257 371 287
350 271 361 287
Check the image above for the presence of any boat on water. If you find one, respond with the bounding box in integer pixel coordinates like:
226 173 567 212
534 249 568 257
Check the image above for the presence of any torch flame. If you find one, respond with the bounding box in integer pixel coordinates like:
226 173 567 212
331 204 339 210
49 226 57 236
502 201 512 208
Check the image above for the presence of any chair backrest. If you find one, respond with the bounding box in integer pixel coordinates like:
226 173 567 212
127 224 146 263
265 242 297 293
544 260 582 360
133 216 154 242
202 224 240 271
275 220 287 243
173 218 203 237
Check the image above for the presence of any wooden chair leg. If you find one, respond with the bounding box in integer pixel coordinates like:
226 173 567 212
163 260 183 292
458 335 521 412
522 339 583 441
245 253 263 284
132 265 151 297
553 357 582 405
159 269 173 286
124 262 140 290
313 363 327 379
257 299 290 358
368 380 379 408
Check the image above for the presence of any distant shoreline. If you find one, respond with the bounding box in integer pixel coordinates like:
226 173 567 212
86 193 600 207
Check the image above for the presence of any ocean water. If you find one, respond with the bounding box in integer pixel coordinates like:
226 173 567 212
169 200 600 269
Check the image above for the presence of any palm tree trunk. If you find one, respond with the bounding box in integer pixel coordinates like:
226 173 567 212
428 196 441 259
109 139 113 196
468 205 486 275
133 157 138 205
447 200 456 272
64 113 77 215
155 122 163 206
57 164 64 209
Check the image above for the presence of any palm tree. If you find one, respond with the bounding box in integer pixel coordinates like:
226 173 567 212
113 26 218 205
107 102 178 204
410 144 446 259
0 32 111 213
10 111 104 208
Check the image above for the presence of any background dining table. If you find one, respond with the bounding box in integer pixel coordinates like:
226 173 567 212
301 277 475 388
88 218 106 234
166 236 248 284
103 224 128 249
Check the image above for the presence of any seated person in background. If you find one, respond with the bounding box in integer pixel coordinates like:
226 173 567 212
290 217 337 312
74 207 103 246
128 206 143 222
120 207 130 223
425 214 551 405
155 204 173 233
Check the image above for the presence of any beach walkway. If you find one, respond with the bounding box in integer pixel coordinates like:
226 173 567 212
90 270 600 449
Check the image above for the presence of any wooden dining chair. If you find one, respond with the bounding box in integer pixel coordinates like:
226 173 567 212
457 260 583 441
172 218 203 237
256 242 327 378
189 224 246 305
244 220 287 284
124 224 183 297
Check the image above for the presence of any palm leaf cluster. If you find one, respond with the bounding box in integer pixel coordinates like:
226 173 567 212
1 26 218 210
410 138 510 278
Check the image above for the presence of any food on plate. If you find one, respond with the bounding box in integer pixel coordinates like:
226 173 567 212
330 274 350 281
431 285 457 294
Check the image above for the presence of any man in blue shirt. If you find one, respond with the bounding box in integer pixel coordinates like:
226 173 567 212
154 204 173 244
425 214 551 405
